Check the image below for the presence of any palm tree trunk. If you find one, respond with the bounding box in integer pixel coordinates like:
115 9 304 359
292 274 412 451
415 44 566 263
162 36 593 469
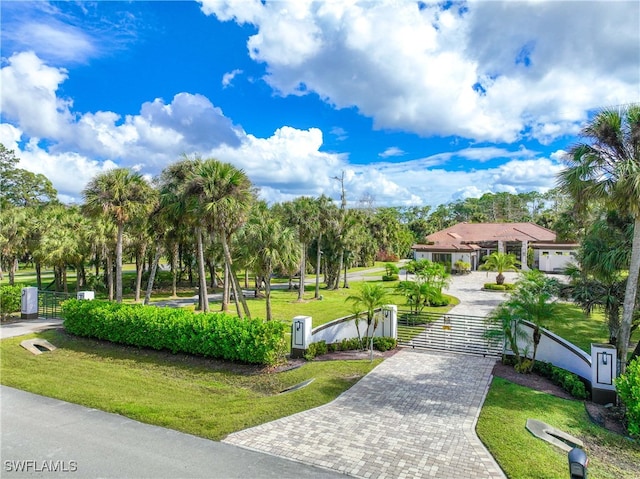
221 235 251 319
135 244 147 303
334 249 344 290
343 258 349 288
171 242 178 298
9 257 16 285
297 243 306 301
36 262 42 289
618 216 640 373
106 254 114 301
315 233 322 299
115 222 124 302
144 245 162 305
265 278 272 321
195 227 209 313
222 264 229 312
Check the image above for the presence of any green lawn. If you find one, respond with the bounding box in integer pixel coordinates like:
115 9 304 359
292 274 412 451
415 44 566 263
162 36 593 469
477 377 640 479
0 330 379 441
544 303 640 354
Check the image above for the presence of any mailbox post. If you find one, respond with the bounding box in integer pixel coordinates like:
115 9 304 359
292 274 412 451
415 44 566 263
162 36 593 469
568 447 588 479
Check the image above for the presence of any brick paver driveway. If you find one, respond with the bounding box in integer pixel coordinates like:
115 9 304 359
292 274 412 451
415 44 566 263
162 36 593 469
224 349 506 479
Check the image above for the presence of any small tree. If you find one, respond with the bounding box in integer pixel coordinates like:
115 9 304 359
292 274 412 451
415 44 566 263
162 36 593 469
346 283 388 360
479 252 520 285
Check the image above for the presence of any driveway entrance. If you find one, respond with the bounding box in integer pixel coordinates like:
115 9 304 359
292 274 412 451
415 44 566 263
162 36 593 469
224 349 506 479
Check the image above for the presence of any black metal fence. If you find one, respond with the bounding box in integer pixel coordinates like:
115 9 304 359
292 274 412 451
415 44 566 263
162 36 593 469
397 310 504 357
38 291 72 319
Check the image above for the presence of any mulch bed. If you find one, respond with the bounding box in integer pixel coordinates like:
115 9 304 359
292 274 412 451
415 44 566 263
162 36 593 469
492 361 629 437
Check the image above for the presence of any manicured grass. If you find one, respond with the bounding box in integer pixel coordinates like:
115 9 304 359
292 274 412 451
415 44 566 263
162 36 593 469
0 330 380 441
543 303 640 353
477 377 640 479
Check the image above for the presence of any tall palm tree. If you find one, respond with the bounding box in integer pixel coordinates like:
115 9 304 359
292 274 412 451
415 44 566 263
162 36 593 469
314 195 336 299
558 104 640 371
279 197 318 301
82 168 156 302
479 252 520 285
243 211 299 321
187 159 254 318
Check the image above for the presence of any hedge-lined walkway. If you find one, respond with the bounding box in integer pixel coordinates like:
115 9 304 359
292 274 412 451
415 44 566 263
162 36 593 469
224 349 506 479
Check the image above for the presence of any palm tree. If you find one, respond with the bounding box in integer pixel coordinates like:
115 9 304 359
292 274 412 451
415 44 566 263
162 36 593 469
82 168 156 302
510 270 561 371
243 211 299 321
279 197 318 301
314 195 336 299
558 104 640 371
187 159 254 318
479 252 520 285
347 283 389 359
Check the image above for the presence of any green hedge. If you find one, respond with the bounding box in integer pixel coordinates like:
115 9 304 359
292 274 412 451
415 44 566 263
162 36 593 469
61 300 287 366
0 284 24 318
616 357 640 438
304 336 397 360
532 361 588 400
483 283 516 291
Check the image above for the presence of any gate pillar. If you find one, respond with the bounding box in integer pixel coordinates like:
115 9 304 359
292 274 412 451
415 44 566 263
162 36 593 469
21 287 38 319
381 305 397 339
291 315 312 359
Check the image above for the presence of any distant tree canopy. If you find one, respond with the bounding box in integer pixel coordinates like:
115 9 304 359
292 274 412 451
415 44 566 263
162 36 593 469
0 144 58 208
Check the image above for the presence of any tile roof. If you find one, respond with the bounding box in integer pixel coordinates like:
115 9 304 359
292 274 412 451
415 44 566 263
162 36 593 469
413 222 558 252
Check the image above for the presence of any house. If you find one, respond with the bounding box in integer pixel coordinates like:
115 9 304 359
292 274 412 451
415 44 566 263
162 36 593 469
412 222 578 273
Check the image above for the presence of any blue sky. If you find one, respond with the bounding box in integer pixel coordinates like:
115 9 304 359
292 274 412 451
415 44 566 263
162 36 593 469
1 1 638 207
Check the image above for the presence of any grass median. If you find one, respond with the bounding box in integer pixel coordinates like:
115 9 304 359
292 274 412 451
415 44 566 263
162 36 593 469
0 329 380 441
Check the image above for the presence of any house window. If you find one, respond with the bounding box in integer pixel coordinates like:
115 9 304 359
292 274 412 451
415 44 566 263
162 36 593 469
542 252 549 256
432 253 452 266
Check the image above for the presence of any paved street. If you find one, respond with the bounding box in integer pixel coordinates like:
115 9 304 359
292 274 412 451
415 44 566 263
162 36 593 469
1 386 345 479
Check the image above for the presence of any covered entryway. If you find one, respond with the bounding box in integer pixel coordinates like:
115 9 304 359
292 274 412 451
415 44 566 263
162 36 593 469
397 310 504 357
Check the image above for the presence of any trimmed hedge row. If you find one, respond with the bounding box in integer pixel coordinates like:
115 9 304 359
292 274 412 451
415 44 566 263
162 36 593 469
533 361 588 400
61 299 287 366
483 283 516 291
304 336 398 360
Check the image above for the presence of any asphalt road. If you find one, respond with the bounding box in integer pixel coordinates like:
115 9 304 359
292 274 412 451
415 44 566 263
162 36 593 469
0 386 345 479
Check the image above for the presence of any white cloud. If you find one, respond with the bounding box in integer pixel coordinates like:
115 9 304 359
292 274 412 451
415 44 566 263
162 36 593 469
379 147 405 158
222 69 243 88
1 49 567 209
201 0 640 144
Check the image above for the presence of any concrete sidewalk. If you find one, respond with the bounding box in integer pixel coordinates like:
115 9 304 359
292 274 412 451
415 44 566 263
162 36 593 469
0 386 346 479
224 349 506 479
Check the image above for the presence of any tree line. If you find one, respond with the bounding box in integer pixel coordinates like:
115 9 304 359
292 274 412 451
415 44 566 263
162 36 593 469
1 104 638 366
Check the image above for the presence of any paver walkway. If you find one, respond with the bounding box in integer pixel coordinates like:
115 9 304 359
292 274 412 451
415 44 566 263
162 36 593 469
224 349 506 479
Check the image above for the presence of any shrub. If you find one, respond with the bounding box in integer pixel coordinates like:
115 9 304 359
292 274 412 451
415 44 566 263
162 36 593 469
616 357 640 438
453 260 471 274
0 284 24 319
382 274 399 282
304 340 328 360
532 361 588 400
373 336 397 352
304 336 396 359
61 299 287 366
483 283 516 291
